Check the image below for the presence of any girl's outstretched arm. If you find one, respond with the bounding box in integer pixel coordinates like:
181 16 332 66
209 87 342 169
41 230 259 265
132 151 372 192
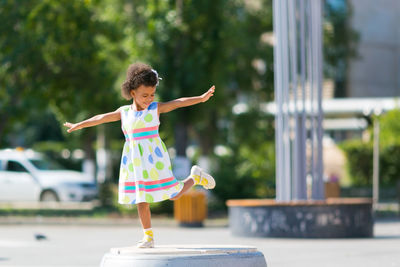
158 85 215 114
64 109 121 133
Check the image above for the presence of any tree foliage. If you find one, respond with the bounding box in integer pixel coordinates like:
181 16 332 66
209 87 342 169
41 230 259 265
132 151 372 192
212 110 276 202
1 0 362 202
0 0 124 152
340 109 400 187
324 0 359 97
101 0 274 156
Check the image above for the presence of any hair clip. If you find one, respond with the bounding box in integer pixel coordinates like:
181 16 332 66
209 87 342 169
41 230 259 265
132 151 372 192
151 69 162 80
151 69 162 85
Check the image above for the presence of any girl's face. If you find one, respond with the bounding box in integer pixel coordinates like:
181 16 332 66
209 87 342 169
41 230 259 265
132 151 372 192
131 85 156 110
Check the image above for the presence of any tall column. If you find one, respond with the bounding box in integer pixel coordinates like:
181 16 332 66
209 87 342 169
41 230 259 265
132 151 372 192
273 0 324 202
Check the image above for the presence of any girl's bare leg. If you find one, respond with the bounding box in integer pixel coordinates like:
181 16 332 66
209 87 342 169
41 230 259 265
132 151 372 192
137 202 152 229
137 202 154 248
170 177 194 200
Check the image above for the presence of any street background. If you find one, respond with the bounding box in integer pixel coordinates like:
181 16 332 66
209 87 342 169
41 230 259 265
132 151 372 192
0 218 399 267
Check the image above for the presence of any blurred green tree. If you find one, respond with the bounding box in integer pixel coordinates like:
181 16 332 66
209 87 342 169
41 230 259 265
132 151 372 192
324 0 359 97
110 0 274 162
212 109 276 203
0 0 124 159
0 1 47 144
0 0 362 203
379 109 400 147
340 109 400 187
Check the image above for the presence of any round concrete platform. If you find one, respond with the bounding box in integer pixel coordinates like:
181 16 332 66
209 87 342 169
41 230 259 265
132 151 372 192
100 245 267 267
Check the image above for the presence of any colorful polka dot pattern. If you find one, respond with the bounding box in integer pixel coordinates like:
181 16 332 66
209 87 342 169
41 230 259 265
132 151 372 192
118 102 183 204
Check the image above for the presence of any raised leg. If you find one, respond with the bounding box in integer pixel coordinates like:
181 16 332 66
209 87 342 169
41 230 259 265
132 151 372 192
170 177 194 200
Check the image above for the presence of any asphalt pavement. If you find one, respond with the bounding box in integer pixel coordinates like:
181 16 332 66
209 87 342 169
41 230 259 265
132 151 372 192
0 217 399 267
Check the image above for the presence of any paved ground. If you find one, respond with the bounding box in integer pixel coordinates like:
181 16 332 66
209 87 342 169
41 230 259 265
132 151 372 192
0 218 399 267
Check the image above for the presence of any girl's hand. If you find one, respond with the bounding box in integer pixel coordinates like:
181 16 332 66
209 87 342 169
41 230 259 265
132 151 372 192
63 122 81 133
200 85 215 102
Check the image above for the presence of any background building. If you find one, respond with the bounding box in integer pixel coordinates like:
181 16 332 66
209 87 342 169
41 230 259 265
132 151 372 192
347 0 400 97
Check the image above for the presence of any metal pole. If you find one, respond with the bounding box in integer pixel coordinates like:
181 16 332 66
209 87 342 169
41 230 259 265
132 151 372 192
311 0 318 199
316 0 325 200
299 0 308 200
281 0 292 201
305 0 314 198
373 114 380 210
273 0 284 201
309 0 324 200
288 0 300 199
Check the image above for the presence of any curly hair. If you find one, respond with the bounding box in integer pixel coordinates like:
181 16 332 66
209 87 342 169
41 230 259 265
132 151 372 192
121 62 159 100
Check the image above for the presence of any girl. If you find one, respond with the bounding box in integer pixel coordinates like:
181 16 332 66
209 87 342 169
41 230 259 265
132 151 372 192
64 62 216 248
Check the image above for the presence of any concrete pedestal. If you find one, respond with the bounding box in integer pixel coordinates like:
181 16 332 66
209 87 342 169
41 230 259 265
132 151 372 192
100 245 267 267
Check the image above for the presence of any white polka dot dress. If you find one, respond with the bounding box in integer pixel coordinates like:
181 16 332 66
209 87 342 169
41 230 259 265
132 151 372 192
118 102 184 204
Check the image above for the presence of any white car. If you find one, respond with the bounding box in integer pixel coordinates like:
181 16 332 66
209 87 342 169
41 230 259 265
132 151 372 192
0 149 98 202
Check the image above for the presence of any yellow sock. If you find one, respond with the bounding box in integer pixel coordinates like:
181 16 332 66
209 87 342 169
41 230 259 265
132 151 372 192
143 228 153 242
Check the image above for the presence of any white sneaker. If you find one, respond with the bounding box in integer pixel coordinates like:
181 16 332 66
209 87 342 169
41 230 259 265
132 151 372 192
136 239 154 248
190 165 216 189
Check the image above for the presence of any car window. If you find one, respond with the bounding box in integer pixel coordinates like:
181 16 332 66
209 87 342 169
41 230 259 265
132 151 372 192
30 158 64 170
0 160 3 170
6 161 28 172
